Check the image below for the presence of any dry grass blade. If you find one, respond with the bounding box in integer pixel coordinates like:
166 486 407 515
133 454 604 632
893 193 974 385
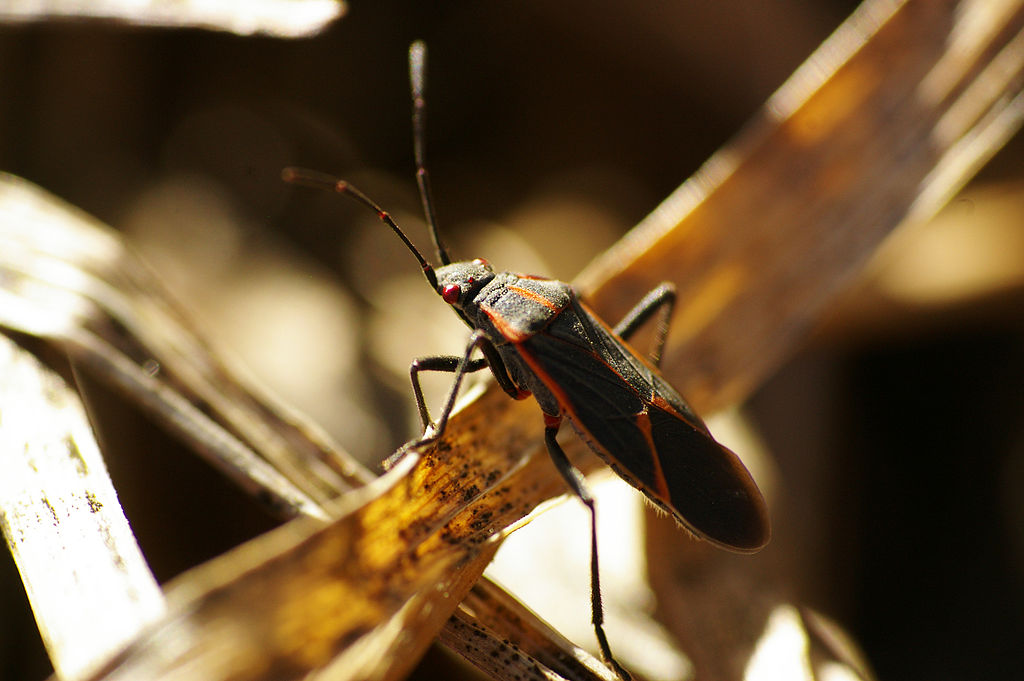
0 0 346 37
0 172 370 518
0 336 165 681
440 580 619 681
578 0 1024 414
88 387 586 681
0 175 592 680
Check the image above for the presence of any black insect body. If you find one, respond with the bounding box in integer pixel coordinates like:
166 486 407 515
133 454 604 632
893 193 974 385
284 41 769 681
432 259 768 551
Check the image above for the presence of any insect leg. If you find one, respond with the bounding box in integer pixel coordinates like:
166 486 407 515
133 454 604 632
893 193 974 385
612 282 677 368
384 331 493 470
418 331 490 438
410 339 524 431
543 424 632 681
410 355 489 431
479 342 530 401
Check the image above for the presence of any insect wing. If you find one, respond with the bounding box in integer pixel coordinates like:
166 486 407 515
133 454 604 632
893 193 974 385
518 301 769 551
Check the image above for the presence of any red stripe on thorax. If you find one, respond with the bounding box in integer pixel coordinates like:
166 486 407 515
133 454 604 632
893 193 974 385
506 285 561 312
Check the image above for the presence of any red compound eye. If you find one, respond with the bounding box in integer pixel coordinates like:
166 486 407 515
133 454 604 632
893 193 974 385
441 284 460 304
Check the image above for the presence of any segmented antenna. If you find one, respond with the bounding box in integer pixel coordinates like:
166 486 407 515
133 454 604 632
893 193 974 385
281 42 453 289
281 167 439 290
409 41 451 266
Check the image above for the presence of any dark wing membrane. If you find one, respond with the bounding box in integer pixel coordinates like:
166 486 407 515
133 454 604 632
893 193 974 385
519 302 769 551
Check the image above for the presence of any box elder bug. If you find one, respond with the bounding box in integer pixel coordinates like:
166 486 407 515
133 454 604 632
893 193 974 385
283 41 769 681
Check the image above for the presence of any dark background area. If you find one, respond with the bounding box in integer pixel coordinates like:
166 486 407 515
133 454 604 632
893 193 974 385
2 2 1024 680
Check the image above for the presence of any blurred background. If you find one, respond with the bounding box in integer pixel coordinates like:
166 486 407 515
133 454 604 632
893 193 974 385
2 1 1024 680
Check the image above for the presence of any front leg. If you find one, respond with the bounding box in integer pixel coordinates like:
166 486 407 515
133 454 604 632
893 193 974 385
410 354 489 431
409 332 527 431
384 331 493 470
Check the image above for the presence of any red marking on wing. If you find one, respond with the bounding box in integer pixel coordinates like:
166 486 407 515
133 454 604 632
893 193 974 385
633 410 671 499
578 299 708 433
650 393 699 430
514 338 673 505
650 395 675 411
515 344 576 415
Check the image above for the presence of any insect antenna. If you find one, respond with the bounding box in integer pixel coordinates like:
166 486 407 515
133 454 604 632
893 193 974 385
409 41 452 266
281 166 439 290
